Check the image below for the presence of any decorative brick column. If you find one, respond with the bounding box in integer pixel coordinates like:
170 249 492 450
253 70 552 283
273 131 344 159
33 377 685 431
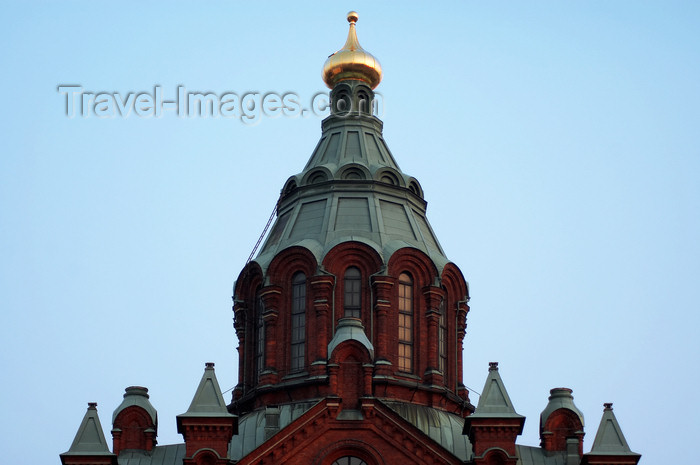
422 285 445 385
310 275 334 375
371 275 394 377
259 285 282 385
456 300 470 399
232 299 247 398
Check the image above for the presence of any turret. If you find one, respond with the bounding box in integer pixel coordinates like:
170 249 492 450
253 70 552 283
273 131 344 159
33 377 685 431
581 403 641 465
464 362 524 465
177 363 237 465
540 387 585 458
60 403 118 465
111 386 158 454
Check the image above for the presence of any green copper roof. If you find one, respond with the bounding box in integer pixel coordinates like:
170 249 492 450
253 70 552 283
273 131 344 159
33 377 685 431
470 362 524 420
118 444 185 465
383 400 473 462
327 317 374 359
516 445 567 465
178 363 234 418
229 401 318 461
112 386 158 426
253 82 450 273
62 403 115 456
586 403 640 457
540 387 584 429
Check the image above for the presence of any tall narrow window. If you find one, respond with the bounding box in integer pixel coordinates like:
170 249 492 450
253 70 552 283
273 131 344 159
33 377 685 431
255 294 265 380
439 298 447 375
398 272 414 372
290 272 306 372
344 266 361 318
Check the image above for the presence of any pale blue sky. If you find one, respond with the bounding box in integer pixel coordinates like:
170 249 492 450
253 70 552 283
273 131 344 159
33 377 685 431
1 2 699 464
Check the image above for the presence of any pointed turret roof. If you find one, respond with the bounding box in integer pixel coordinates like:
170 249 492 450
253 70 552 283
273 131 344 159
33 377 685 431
61 403 115 456
251 14 451 275
587 403 640 457
470 362 525 419
178 362 233 419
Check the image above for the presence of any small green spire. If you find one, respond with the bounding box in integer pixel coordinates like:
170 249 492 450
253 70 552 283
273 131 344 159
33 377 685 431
61 403 117 463
470 362 525 419
588 403 640 456
178 362 233 418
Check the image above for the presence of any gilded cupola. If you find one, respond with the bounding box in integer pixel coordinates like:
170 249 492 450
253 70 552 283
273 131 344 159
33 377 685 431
322 11 383 89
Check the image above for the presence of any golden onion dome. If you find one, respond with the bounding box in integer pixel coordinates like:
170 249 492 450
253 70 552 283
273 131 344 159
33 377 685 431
322 11 383 89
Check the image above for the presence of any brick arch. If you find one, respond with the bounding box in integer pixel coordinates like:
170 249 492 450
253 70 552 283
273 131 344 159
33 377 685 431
191 448 223 465
387 248 439 378
329 338 373 365
386 248 438 285
483 448 510 465
329 340 373 410
267 246 318 284
233 261 264 303
323 241 384 328
314 439 384 465
262 246 317 381
322 241 383 274
441 263 468 302
542 408 584 453
231 260 265 402
113 406 155 453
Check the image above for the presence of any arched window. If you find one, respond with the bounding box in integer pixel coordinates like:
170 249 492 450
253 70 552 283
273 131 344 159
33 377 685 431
291 272 306 372
439 297 447 375
331 457 368 465
344 267 361 318
255 293 265 380
398 272 414 372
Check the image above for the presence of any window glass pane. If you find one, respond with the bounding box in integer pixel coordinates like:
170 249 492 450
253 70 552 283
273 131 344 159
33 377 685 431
398 272 413 372
344 267 361 318
291 272 306 371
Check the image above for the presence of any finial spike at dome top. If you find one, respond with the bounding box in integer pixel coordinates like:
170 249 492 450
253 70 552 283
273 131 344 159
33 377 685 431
322 11 383 89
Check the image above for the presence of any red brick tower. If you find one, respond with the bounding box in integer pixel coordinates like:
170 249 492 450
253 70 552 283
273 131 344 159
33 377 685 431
228 11 473 465
111 386 158 455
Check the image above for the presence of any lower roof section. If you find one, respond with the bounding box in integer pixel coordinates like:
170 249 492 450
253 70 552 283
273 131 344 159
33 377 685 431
229 399 472 463
382 401 473 462
117 444 185 465
516 445 567 465
229 400 318 461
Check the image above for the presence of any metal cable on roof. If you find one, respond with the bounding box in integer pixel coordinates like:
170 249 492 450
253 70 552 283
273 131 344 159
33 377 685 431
245 202 278 266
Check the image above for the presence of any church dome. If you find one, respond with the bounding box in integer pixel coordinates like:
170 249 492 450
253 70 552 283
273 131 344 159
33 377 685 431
322 11 383 89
